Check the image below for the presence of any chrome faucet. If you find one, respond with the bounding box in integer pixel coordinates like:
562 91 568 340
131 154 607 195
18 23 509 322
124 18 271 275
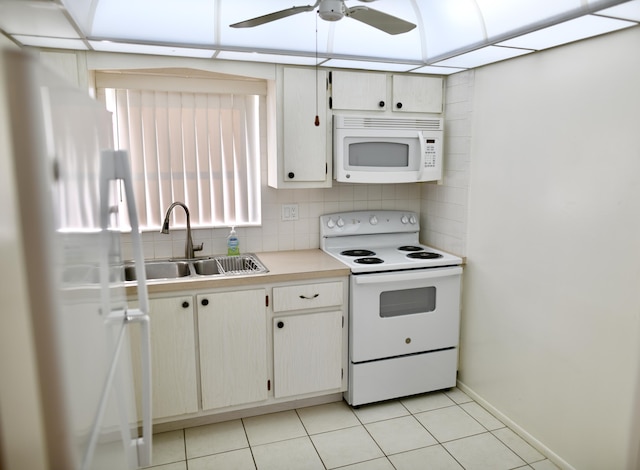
161 202 203 259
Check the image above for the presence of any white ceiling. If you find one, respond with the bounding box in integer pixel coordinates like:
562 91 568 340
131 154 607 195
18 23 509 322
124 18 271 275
0 0 639 74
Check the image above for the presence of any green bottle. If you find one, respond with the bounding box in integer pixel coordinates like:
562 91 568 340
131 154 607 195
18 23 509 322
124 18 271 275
227 226 240 256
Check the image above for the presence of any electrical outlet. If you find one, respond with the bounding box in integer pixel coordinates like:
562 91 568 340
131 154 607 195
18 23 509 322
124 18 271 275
281 204 299 221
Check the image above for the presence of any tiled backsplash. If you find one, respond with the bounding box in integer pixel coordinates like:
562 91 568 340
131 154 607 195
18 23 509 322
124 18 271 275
122 72 474 261
420 70 474 257
121 182 422 261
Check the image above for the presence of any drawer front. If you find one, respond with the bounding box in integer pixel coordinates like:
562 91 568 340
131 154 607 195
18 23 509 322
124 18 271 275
273 281 343 312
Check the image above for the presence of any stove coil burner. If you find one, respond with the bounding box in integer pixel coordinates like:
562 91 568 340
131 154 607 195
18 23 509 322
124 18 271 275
397 245 424 252
341 249 376 257
406 252 443 260
354 257 384 265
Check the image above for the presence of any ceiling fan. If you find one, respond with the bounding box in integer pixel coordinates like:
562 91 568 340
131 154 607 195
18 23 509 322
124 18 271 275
230 0 416 35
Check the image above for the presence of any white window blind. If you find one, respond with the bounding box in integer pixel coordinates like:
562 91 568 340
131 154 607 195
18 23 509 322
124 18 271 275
102 84 261 230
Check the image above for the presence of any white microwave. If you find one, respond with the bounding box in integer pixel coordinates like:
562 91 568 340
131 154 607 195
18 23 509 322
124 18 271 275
333 114 443 184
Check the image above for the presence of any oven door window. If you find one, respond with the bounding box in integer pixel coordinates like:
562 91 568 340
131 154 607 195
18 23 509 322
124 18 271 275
348 141 409 168
380 287 436 318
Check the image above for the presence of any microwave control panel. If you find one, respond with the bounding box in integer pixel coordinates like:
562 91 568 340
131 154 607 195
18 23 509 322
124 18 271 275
424 138 437 168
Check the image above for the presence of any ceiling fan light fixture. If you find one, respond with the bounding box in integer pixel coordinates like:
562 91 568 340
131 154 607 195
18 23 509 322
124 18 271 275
318 0 345 21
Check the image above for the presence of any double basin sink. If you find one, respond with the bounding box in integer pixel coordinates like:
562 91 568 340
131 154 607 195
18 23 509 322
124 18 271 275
124 254 268 281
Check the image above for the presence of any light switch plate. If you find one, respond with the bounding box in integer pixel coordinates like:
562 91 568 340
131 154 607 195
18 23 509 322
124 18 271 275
281 204 299 221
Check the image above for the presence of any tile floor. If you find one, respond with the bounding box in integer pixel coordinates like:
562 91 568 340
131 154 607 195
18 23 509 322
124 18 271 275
144 388 560 470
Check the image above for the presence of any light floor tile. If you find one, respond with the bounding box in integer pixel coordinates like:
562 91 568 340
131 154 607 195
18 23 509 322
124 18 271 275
443 432 526 470
252 436 324 470
389 445 464 470
493 427 545 463
352 400 410 424
461 402 505 431
150 430 185 466
415 405 487 442
185 419 248 459
311 425 384 469
296 401 360 435
365 415 437 455
338 457 396 470
531 459 561 469
400 391 456 414
444 387 474 404
145 462 187 470
242 410 307 446
188 448 256 470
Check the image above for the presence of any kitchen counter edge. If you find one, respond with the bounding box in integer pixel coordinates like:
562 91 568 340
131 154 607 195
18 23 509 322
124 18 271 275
126 249 351 295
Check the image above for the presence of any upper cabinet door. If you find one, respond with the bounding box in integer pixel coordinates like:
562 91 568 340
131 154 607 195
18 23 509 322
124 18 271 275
331 70 387 111
330 71 443 114
267 66 331 188
392 75 443 113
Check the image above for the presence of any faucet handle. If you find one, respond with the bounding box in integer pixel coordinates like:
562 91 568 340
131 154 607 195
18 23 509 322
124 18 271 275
194 242 204 253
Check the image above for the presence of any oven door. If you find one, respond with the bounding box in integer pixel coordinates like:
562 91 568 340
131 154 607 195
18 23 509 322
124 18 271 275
350 266 462 363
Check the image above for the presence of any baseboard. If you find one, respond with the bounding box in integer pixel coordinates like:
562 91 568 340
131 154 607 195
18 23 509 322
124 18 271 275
456 380 575 470
151 393 343 434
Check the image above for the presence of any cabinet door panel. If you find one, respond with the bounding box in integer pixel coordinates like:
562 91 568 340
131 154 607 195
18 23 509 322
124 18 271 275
283 67 327 182
273 310 343 398
392 75 443 113
198 289 268 410
331 70 387 111
131 296 198 419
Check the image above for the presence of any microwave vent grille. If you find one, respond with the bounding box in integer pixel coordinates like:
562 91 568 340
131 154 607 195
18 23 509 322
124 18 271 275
340 116 443 131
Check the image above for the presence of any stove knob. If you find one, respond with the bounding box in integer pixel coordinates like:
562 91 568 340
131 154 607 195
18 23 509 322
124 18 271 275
401 215 409 224
409 215 417 224
327 218 336 228
336 217 345 228
369 215 378 225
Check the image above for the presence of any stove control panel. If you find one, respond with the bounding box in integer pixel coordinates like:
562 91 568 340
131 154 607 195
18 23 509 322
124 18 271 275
321 210 420 237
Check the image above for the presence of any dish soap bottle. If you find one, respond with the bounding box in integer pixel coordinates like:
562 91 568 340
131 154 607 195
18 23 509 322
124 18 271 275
227 226 240 256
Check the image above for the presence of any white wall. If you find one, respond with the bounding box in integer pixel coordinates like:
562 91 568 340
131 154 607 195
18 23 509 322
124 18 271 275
460 26 640 470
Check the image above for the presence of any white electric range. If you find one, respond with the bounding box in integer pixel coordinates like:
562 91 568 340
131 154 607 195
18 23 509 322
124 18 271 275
320 210 463 406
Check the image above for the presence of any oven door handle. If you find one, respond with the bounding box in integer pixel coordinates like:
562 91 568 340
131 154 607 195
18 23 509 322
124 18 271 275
353 266 462 285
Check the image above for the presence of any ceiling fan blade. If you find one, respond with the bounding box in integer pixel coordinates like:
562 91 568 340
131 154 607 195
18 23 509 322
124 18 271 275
346 6 416 35
230 4 317 28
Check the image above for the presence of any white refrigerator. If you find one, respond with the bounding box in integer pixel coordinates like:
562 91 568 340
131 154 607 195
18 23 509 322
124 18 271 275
0 49 152 469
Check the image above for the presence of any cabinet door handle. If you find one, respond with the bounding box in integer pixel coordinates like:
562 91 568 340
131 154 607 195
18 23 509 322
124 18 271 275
182 301 190 309
277 321 284 329
396 102 403 109
379 100 385 108
299 293 319 300
287 172 295 179
201 298 209 306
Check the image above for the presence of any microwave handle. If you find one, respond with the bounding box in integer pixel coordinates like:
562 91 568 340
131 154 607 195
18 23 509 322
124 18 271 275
417 131 425 180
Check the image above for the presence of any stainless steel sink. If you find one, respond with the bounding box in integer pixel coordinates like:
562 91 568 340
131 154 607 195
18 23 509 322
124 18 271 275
63 265 125 285
124 260 192 281
192 258 223 276
124 253 267 282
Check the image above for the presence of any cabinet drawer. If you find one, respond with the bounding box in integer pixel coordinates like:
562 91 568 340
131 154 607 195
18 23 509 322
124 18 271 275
273 281 343 312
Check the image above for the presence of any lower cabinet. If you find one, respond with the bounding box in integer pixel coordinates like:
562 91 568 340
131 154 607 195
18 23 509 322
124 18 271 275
132 276 347 423
273 310 343 398
130 295 198 419
197 289 268 410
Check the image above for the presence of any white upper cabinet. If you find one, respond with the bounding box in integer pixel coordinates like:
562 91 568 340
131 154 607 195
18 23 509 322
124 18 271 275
330 70 443 114
392 75 443 113
267 66 331 188
331 71 388 111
